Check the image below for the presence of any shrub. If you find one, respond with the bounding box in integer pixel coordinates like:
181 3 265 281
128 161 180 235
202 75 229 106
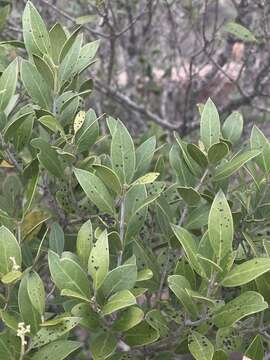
0 2 269 359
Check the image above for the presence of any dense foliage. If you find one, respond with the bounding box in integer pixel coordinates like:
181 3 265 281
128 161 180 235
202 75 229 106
1 2 270 359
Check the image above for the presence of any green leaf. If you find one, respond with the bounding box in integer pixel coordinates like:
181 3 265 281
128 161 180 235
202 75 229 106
60 289 90 303
188 331 214 360
0 59 18 112
250 125 270 173
91 332 117 360
30 340 81 360
200 98 220 150
222 111 243 144
110 118 135 184
245 335 264 360
175 135 202 177
49 23 67 64
213 291 267 328
0 226 21 277
48 250 91 298
71 302 100 330
101 290 136 316
59 34 82 86
124 321 159 346
213 350 228 360
76 219 93 269
33 54 54 89
208 190 233 264
213 150 261 182
27 1 52 55
168 275 198 319
169 144 195 187
99 264 137 298
38 114 64 135
208 142 229 164
73 40 100 74
92 164 122 195
75 109 99 152
30 317 81 349
224 22 257 42
132 172 160 186
187 143 208 168
171 225 203 276
1 271 22 284
49 222 65 256
112 306 144 332
31 138 64 178
124 184 147 241
137 268 153 282
134 136 156 178
74 167 115 215
0 331 20 360
18 273 41 335
27 271 45 316
177 186 201 206
20 60 52 110
145 309 169 337
221 258 270 287
22 2 42 57
88 229 109 290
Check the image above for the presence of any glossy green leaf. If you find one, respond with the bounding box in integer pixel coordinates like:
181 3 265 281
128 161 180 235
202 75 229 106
134 136 156 178
74 167 115 215
187 143 208 168
222 111 243 144
75 109 99 152
33 54 54 89
222 258 270 287
145 309 169 337
0 59 18 112
30 317 81 348
168 275 198 318
73 40 100 74
171 225 203 276
110 118 135 184
76 219 93 269
31 138 64 178
124 321 159 347
91 332 117 360
188 331 214 360
31 340 81 360
132 172 160 186
27 1 52 55
49 222 65 256
213 291 267 328
101 290 136 316
208 142 229 164
245 335 264 360
112 306 144 332
213 150 261 182
27 271 45 316
177 186 201 206
48 250 91 298
250 125 270 173
224 22 257 42
99 264 137 298
59 34 82 86
93 164 122 195
88 229 109 290
200 98 220 150
208 190 233 263
49 23 67 64
18 274 41 335
169 144 195 186
0 226 21 277
20 60 52 109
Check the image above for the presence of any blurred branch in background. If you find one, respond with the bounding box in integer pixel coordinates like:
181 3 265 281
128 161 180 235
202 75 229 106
1 0 270 137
